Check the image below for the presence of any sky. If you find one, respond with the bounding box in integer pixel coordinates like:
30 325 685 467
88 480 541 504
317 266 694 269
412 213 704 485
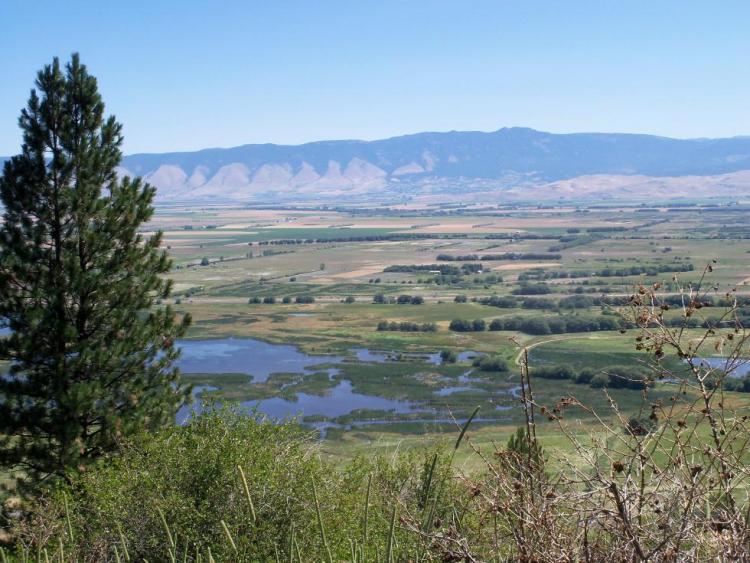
1 0 749 155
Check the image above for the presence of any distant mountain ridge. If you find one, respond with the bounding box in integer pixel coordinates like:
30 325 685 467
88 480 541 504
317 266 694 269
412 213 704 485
6 128 750 202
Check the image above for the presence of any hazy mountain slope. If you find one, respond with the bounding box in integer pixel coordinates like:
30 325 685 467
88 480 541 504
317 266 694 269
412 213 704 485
6 128 750 201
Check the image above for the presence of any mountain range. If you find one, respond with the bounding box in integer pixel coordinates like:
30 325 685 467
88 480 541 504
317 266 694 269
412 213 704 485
7 127 750 202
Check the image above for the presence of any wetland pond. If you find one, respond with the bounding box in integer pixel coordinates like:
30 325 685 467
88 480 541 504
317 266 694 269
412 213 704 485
696 357 750 378
174 338 507 428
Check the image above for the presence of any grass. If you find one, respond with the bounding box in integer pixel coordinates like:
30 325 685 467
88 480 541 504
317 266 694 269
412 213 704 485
145 203 750 457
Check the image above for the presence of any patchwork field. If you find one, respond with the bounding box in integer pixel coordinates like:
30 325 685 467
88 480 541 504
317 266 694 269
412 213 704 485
152 201 750 458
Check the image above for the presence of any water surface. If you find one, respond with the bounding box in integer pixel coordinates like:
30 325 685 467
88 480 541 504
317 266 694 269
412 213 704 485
175 338 505 426
176 338 343 382
696 357 750 378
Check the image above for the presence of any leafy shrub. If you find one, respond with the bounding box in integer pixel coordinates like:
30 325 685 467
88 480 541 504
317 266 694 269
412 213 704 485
532 365 574 380
396 294 424 305
559 295 595 309
440 350 457 363
472 355 507 372
590 373 610 388
377 321 436 332
15 409 461 562
512 283 551 295
574 368 596 384
478 295 517 308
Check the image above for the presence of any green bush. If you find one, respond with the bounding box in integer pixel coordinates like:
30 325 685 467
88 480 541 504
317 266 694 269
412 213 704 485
16 409 459 562
473 355 508 372
440 350 457 363
574 368 596 384
590 373 610 388
60 410 343 560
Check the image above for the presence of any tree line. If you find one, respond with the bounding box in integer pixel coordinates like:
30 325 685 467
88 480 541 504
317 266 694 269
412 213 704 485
373 294 425 304
518 262 695 280
449 315 623 334
532 364 650 390
248 294 316 304
384 263 484 275
254 232 555 246
436 252 562 261
376 321 437 332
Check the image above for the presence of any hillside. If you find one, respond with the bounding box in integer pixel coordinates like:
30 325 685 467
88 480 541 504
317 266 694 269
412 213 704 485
6 127 750 202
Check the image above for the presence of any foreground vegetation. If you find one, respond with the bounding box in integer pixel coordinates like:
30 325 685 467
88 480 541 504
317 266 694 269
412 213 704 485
5 276 750 561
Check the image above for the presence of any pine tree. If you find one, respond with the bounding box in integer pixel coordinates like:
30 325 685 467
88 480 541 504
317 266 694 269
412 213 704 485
0 54 191 489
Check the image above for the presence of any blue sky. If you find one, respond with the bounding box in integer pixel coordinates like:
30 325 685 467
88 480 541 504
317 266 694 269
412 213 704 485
1 0 749 154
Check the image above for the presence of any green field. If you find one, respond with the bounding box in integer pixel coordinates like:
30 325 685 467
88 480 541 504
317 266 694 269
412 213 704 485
153 202 750 457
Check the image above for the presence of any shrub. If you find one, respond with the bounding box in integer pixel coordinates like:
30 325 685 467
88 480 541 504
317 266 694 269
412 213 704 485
521 298 556 310
449 319 487 332
522 318 551 335
377 321 437 332
512 283 551 295
478 295 517 308
574 368 596 384
440 350 457 363
16 409 470 562
559 295 595 309
489 319 504 331
590 373 610 388
533 365 574 380
473 355 507 372
19 409 446 561
449 319 470 332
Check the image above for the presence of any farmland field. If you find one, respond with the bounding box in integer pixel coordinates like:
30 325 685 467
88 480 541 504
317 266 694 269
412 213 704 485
153 201 750 459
